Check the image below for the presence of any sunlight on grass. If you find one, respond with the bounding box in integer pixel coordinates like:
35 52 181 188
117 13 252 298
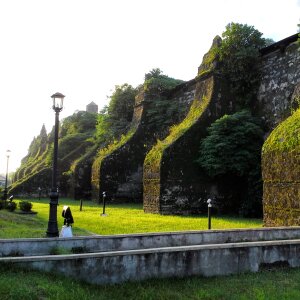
0 198 262 238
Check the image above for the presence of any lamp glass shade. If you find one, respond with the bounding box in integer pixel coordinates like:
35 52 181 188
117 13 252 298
51 92 65 110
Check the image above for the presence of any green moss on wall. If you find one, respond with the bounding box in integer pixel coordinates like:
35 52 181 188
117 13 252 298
143 76 214 212
263 109 300 154
91 127 137 199
262 109 300 226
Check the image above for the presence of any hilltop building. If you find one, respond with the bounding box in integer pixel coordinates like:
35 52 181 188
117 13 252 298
86 101 98 113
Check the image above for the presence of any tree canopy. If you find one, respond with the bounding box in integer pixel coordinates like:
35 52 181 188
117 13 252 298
197 110 263 177
94 83 137 144
196 110 264 216
217 23 268 107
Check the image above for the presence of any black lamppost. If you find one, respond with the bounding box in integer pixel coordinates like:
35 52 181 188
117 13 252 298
207 198 212 230
46 92 65 237
3 150 11 203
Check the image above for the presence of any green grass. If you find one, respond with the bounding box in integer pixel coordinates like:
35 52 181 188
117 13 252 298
1 263 300 299
1 198 297 300
0 198 262 238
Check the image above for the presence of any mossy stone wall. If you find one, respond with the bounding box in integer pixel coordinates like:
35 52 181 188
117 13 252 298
257 40 300 132
143 74 232 214
262 107 300 226
91 82 195 202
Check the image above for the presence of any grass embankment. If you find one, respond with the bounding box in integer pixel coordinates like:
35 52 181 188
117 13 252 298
0 198 261 238
0 263 299 300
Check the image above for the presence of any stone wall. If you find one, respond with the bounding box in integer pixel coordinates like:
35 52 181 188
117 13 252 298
257 34 300 131
143 73 232 214
2 228 300 285
91 81 195 202
262 104 300 226
260 35 300 226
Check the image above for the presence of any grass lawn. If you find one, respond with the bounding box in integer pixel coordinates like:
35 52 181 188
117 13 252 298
1 263 300 300
0 198 271 299
0 197 262 238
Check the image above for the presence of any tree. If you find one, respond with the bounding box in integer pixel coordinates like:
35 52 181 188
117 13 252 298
143 68 184 135
94 84 137 144
107 84 136 122
217 23 268 108
196 110 264 216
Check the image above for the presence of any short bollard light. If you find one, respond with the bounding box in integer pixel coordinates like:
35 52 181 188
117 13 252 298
80 199 83 211
101 191 107 216
207 198 212 230
38 187 41 200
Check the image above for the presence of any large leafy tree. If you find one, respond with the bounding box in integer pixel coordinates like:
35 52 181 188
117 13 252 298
94 83 137 143
217 23 268 107
197 110 264 216
144 68 184 134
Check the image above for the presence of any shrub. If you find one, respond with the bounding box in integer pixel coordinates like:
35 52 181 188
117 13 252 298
19 201 33 212
6 201 17 212
196 110 264 217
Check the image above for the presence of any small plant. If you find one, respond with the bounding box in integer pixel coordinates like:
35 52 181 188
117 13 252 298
6 201 17 212
19 201 33 212
50 246 72 255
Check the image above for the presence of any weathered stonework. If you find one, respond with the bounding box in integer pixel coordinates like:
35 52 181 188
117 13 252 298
143 73 233 214
262 85 300 226
144 34 300 215
257 34 300 131
260 35 300 226
143 36 235 214
91 81 195 202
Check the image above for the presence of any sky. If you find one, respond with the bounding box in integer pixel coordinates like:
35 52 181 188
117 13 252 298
0 0 299 175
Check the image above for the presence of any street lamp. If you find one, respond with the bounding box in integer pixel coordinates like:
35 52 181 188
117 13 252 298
207 198 212 230
3 150 11 203
46 92 65 237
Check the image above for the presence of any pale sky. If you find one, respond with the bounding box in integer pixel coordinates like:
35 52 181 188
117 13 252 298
0 0 299 174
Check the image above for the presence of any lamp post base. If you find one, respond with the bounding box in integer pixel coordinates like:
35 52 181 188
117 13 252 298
46 191 59 237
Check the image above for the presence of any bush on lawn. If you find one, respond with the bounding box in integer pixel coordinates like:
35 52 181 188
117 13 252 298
19 201 33 212
6 201 17 212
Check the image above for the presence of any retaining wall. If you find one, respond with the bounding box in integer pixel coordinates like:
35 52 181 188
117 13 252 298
1 228 300 284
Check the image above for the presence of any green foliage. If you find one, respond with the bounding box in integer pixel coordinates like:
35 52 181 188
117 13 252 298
6 201 17 212
58 133 91 159
94 84 137 143
263 108 300 154
197 110 263 177
145 92 212 173
12 110 98 194
144 68 184 133
197 110 264 216
107 83 136 122
217 22 268 108
61 111 97 136
94 129 136 167
19 201 32 212
144 68 183 92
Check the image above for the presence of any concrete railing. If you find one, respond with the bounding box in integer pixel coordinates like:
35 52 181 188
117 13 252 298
1 227 300 284
1 227 300 257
